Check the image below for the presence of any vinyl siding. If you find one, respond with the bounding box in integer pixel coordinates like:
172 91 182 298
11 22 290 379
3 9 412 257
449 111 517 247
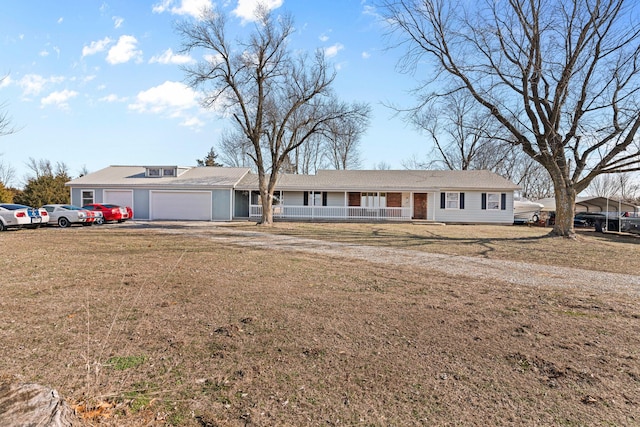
434 191 514 223
212 189 231 220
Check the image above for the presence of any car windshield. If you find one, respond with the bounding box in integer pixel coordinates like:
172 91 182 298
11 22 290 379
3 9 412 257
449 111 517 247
62 205 82 210
0 204 30 210
103 204 119 208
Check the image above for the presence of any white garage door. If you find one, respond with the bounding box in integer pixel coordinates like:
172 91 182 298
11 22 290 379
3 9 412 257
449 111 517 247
104 190 133 209
150 191 212 221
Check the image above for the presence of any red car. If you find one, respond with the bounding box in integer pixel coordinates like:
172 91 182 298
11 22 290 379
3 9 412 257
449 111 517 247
82 203 132 224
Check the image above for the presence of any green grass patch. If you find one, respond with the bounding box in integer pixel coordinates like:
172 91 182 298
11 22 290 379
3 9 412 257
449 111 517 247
106 355 146 370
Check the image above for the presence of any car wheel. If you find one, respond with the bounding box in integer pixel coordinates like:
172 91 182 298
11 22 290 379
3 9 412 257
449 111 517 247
95 217 104 225
0 221 6 232
58 217 71 228
531 214 539 223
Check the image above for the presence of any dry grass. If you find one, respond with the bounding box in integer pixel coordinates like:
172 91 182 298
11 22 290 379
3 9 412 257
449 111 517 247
0 223 639 426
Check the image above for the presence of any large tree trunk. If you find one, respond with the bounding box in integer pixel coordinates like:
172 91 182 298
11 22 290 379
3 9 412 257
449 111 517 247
258 178 274 226
0 378 82 426
552 184 577 238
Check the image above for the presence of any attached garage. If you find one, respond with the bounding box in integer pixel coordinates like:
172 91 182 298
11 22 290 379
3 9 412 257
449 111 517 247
150 191 212 220
104 190 133 209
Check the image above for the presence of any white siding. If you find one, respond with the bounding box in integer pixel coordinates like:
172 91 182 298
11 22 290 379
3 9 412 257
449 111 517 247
433 191 514 224
326 192 344 207
283 191 304 206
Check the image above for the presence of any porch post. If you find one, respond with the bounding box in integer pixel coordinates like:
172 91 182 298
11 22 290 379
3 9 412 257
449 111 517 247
344 192 347 219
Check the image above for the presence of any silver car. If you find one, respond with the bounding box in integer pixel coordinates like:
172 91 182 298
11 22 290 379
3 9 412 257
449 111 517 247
41 204 95 228
0 203 50 231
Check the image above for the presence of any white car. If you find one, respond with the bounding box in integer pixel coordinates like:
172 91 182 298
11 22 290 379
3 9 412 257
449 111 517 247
41 204 95 228
0 203 50 231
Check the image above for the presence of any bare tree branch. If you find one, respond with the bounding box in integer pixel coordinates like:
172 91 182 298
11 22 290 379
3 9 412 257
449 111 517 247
381 0 640 236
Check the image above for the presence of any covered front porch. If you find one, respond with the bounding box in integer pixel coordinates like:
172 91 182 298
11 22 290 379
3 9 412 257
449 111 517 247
238 190 435 221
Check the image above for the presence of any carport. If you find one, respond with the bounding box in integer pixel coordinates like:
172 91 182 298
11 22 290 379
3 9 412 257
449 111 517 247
535 196 639 215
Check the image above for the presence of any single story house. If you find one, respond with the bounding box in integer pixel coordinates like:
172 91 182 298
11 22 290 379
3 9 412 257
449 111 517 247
66 166 520 224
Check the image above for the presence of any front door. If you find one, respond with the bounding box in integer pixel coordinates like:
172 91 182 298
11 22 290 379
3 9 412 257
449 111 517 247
413 193 427 219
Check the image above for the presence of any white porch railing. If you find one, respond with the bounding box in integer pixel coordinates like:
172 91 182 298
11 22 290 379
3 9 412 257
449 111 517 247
249 205 411 221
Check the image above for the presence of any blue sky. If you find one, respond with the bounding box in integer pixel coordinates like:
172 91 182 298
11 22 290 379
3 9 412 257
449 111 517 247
0 0 429 186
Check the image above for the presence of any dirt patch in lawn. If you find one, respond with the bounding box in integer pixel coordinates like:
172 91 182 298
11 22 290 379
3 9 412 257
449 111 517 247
0 224 639 426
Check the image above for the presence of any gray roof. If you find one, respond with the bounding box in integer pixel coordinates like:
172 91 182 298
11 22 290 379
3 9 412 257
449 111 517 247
236 169 520 191
68 166 519 192
67 166 251 188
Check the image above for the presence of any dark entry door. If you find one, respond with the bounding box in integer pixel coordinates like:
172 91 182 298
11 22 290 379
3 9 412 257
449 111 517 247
413 193 427 219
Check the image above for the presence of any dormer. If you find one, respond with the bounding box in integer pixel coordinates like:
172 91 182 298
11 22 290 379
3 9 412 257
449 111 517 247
145 166 179 178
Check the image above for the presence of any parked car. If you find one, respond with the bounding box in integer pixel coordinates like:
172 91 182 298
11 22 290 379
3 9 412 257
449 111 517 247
82 203 131 224
0 203 49 231
86 209 104 225
41 204 96 228
573 212 606 228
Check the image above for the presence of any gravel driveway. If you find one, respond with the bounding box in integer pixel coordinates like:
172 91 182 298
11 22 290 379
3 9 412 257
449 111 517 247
130 221 640 297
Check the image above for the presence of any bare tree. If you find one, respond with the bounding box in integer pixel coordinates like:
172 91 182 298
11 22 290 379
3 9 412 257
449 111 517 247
0 157 15 186
218 129 254 169
587 172 640 200
324 102 370 170
0 76 16 138
178 7 366 224
406 90 555 198
381 0 640 237
373 161 392 170
412 91 503 170
293 133 326 174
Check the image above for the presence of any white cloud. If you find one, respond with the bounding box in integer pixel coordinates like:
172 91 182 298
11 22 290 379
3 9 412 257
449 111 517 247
82 37 112 57
319 34 329 42
152 0 213 19
324 43 344 58
39 50 49 57
149 48 194 65
57 17 63 24
203 53 224 66
18 74 64 96
233 0 283 22
361 51 371 59
129 81 198 114
99 94 126 103
113 16 124 28
106 35 142 65
152 0 172 13
180 116 204 128
40 89 78 109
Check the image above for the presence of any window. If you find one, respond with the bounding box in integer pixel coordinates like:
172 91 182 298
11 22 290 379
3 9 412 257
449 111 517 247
147 168 160 177
163 168 176 177
81 190 94 206
303 191 326 206
487 193 500 210
482 192 506 210
361 192 386 208
446 192 459 209
441 192 465 209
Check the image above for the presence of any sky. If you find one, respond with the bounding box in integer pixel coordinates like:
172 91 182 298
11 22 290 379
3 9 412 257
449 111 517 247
0 0 431 187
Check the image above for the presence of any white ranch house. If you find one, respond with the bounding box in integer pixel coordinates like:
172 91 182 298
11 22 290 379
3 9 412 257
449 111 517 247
66 166 519 224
